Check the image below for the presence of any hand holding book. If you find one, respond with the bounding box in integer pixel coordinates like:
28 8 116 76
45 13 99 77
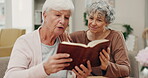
57 39 110 70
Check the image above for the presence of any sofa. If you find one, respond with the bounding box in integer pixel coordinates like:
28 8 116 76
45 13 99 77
0 57 9 78
0 28 25 57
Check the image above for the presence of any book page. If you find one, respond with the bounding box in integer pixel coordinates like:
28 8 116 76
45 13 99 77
61 41 88 47
88 39 109 47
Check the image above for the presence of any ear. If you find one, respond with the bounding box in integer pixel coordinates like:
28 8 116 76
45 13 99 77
43 11 47 19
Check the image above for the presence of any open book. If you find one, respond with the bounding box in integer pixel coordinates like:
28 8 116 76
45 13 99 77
57 39 110 70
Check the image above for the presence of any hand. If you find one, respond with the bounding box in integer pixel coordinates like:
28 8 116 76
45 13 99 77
99 47 110 70
72 60 92 78
59 31 72 42
43 53 72 75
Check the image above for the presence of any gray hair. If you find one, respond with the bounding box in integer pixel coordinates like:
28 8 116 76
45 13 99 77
86 0 115 24
42 0 74 22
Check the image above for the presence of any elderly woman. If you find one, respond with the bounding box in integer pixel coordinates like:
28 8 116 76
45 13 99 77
4 0 91 78
70 0 130 77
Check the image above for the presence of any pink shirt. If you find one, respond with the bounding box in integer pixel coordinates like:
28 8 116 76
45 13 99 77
4 30 48 78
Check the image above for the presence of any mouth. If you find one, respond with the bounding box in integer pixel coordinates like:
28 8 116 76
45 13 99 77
57 26 64 29
90 26 97 30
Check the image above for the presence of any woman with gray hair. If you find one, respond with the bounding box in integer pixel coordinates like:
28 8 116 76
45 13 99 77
70 0 130 77
4 0 91 78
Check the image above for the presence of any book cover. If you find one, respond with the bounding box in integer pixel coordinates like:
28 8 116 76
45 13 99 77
57 39 110 70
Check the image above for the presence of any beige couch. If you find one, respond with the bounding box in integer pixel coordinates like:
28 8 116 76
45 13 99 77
0 28 25 57
122 32 139 78
0 57 9 78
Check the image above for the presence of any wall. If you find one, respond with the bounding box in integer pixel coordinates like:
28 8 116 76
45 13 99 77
5 0 12 28
72 0 145 50
72 0 88 32
115 0 145 50
146 0 148 29
12 0 34 33
0 2 5 27
145 0 148 47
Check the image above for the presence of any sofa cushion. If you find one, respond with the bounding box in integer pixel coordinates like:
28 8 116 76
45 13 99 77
0 57 10 78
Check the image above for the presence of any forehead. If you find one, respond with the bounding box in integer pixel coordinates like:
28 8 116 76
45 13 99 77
89 11 105 18
49 10 71 16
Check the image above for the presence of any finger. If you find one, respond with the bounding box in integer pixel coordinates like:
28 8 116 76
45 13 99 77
87 60 92 71
72 69 81 78
99 55 105 64
102 49 108 57
102 49 110 60
62 33 66 41
53 53 70 59
66 32 72 42
100 52 106 62
75 66 86 76
59 34 64 41
72 69 79 76
80 64 88 73
107 47 110 54
55 58 72 64
53 63 70 68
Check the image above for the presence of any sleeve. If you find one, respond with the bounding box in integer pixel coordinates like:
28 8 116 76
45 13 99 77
70 32 78 43
70 31 86 43
4 37 48 78
104 32 130 77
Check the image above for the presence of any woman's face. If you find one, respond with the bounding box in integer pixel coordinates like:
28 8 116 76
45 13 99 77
88 12 108 33
43 10 71 35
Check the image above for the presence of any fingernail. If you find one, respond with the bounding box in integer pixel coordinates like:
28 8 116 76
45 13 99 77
75 66 78 68
67 54 70 57
100 52 102 54
70 58 73 61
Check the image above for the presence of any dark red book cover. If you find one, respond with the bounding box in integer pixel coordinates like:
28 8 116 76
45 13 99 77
57 39 110 70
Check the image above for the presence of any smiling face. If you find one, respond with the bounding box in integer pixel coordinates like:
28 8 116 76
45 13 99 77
88 11 108 33
43 10 71 36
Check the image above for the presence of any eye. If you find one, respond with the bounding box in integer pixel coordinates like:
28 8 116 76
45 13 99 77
65 17 69 20
56 14 61 17
97 19 103 22
89 17 93 20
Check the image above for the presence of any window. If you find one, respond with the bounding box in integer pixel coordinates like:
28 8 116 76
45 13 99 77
0 0 5 27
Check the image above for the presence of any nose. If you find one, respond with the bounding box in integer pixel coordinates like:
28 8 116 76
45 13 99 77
92 20 96 25
59 16 65 25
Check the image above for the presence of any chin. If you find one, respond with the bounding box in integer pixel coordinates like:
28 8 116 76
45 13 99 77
89 29 98 33
55 31 64 36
